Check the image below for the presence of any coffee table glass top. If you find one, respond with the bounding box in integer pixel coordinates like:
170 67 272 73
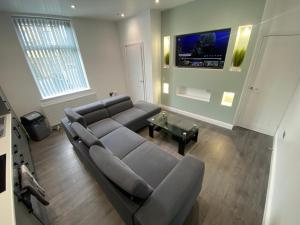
147 111 199 138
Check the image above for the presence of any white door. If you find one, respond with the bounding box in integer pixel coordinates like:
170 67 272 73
124 43 146 102
239 35 300 136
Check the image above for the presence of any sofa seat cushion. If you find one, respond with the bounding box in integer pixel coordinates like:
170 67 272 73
112 108 147 127
88 118 122 138
134 101 161 115
122 142 178 188
89 145 153 200
100 127 146 159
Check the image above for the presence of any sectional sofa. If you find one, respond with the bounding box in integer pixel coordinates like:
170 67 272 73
61 95 205 225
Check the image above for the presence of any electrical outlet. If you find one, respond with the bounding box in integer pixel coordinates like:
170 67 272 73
109 91 118 97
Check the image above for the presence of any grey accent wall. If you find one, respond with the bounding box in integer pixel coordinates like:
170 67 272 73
161 0 266 124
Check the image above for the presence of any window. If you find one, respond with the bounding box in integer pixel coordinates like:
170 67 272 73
13 16 90 99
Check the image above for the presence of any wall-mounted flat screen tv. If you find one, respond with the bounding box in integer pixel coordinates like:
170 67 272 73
176 28 231 69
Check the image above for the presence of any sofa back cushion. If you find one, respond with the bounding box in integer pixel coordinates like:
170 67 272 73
74 101 109 125
103 95 133 116
71 122 103 147
89 145 153 200
64 108 87 127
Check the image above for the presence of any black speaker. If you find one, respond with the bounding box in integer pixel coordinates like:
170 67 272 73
0 154 6 193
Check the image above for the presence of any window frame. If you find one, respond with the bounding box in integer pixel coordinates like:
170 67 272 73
12 15 91 100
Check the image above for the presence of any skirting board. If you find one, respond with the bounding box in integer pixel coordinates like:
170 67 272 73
237 123 274 136
160 105 233 130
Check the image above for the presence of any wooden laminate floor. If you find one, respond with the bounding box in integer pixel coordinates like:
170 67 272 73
30 118 272 225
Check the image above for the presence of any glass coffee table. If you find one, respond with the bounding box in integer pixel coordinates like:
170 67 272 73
147 111 199 155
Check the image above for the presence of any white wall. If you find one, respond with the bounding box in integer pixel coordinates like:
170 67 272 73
261 0 300 224
72 18 127 99
263 0 300 35
150 10 161 104
235 0 300 126
0 13 41 117
0 13 127 117
117 9 161 104
263 81 300 225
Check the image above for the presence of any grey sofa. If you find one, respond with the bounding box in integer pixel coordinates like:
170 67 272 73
61 95 205 225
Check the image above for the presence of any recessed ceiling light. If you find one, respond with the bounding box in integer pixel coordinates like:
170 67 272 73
70 4 76 9
121 13 125 17
155 0 160 4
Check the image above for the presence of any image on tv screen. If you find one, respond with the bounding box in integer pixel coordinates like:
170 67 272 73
176 28 231 69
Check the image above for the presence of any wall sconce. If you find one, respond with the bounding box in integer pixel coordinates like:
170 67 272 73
231 25 253 71
163 36 170 68
163 83 169 94
221 92 235 107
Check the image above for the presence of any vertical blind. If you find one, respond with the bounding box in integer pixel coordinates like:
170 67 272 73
13 16 90 99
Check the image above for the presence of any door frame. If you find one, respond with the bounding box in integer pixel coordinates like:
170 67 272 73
234 33 300 133
123 42 147 102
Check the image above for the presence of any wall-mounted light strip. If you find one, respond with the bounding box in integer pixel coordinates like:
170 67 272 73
231 25 253 71
163 36 170 68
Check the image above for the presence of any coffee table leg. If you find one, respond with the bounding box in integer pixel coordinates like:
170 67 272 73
178 139 186 155
193 130 199 142
149 123 154 138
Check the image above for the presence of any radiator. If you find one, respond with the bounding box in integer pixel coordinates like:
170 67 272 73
41 91 98 126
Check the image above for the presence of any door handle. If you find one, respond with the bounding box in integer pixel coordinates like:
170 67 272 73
249 86 254 90
139 80 144 83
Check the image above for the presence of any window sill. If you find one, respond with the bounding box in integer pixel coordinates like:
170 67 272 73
40 89 96 107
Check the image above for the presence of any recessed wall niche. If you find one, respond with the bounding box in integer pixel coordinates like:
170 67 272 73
221 92 235 107
163 36 170 68
163 83 169 94
230 25 253 72
176 86 211 102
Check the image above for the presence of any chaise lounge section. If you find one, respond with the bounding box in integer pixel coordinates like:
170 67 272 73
61 95 205 225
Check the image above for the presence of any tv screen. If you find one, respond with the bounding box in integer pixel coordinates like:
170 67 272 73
176 28 231 69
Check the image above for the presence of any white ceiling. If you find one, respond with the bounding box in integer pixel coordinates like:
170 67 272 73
0 0 195 20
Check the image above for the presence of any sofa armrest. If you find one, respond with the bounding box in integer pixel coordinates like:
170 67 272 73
134 155 205 225
71 122 103 147
61 117 78 142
